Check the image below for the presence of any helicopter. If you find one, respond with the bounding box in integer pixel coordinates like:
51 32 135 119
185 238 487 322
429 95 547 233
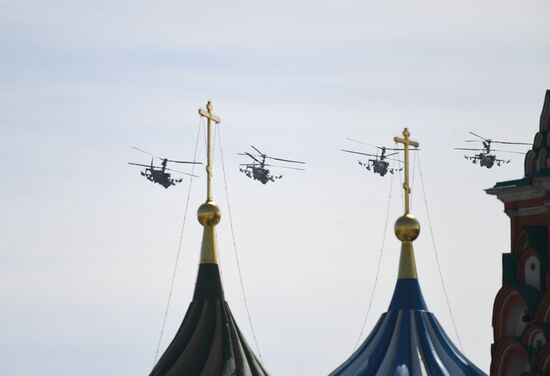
128 146 201 188
454 132 530 168
239 145 305 184
341 138 405 177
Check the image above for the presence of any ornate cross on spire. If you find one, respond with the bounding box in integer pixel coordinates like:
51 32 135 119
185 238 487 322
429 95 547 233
394 128 419 214
198 101 221 202
197 101 222 265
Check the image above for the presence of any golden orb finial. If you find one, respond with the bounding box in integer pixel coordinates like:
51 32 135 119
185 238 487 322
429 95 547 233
197 201 221 226
394 213 420 242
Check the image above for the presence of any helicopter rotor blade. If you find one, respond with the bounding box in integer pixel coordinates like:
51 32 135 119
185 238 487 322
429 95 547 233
240 153 265 158
265 156 305 164
133 146 200 164
132 146 161 159
384 152 398 157
263 163 305 171
166 159 202 164
346 138 376 148
346 138 410 151
341 149 379 158
490 140 531 146
491 149 527 155
128 162 151 168
250 145 265 156
454 147 483 151
245 152 262 164
469 131 489 142
384 147 421 151
164 167 199 178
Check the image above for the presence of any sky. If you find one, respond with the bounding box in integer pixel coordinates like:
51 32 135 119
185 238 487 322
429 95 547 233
1 0 550 375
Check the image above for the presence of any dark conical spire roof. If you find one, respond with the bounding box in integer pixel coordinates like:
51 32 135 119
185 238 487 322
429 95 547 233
150 102 269 375
330 129 486 376
149 263 269 376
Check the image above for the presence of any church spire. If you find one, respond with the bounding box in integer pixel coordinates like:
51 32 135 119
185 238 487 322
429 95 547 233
393 127 420 279
329 127 485 376
149 102 270 375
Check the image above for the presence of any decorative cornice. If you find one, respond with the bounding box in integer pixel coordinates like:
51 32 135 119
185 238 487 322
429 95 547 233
505 205 548 218
487 176 550 204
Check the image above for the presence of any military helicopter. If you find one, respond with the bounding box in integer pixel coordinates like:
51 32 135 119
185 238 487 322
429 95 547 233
341 138 405 177
128 146 201 188
239 145 305 184
454 132 530 168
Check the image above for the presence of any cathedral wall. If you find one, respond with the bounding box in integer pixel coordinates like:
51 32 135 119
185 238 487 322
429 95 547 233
489 91 550 376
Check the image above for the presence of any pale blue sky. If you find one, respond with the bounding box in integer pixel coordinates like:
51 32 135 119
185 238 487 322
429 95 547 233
1 1 550 375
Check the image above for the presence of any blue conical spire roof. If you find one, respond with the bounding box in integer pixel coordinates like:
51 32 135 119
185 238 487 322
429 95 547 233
330 277 485 375
330 129 486 376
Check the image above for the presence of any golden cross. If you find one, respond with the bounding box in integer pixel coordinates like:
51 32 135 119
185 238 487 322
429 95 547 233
198 101 221 202
394 128 419 214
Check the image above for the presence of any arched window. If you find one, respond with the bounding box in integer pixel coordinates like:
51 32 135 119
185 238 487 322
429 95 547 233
493 286 530 339
518 251 541 290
